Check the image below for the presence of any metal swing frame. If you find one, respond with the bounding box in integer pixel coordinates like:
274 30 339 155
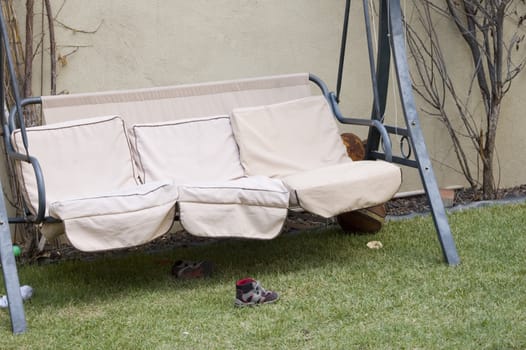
354 0 460 267
0 0 459 334
314 0 460 268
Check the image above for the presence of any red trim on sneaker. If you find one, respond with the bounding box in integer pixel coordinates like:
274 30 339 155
236 278 254 286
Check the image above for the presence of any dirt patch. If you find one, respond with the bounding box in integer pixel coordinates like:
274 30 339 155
386 184 526 216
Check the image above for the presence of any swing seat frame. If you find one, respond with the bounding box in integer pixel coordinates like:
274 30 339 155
7 73 401 251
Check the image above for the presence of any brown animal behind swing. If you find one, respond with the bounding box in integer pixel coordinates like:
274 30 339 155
338 132 387 233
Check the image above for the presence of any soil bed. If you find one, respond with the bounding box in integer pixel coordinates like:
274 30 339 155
386 184 526 216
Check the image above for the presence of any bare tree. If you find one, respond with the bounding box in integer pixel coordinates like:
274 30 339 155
2 0 101 255
405 0 526 199
2 0 56 255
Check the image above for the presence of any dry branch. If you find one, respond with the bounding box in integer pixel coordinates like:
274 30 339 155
44 0 56 95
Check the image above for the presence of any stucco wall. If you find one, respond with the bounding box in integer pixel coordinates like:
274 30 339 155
10 0 526 193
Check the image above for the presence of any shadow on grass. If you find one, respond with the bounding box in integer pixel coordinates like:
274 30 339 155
15 219 443 308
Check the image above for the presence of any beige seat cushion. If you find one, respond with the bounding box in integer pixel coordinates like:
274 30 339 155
282 161 402 218
11 115 179 251
49 182 178 251
11 115 138 215
131 116 244 183
230 95 349 178
178 176 289 239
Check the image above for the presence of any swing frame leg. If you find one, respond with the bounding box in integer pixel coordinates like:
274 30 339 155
363 0 460 265
0 180 26 334
388 0 459 265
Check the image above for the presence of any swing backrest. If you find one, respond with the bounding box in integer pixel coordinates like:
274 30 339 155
14 73 314 216
40 73 312 126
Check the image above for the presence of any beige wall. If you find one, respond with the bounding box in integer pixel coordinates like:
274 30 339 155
11 0 526 193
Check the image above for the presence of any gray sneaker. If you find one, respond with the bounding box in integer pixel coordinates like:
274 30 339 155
235 278 279 307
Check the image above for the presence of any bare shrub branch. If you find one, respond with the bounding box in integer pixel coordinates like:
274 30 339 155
406 0 526 199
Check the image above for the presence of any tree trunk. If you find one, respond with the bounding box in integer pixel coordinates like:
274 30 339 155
481 152 495 199
481 101 501 199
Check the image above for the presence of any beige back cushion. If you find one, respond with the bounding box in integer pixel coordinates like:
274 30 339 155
11 115 137 215
230 96 349 178
41 74 312 126
131 116 245 184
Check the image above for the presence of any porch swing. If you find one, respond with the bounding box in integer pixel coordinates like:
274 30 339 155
0 0 459 334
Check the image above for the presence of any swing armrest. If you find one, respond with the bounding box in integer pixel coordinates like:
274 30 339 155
309 74 392 162
7 151 47 224
8 96 42 133
3 98 48 224
3 145 47 224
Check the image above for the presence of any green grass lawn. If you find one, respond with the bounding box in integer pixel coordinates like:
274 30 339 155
0 203 525 349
